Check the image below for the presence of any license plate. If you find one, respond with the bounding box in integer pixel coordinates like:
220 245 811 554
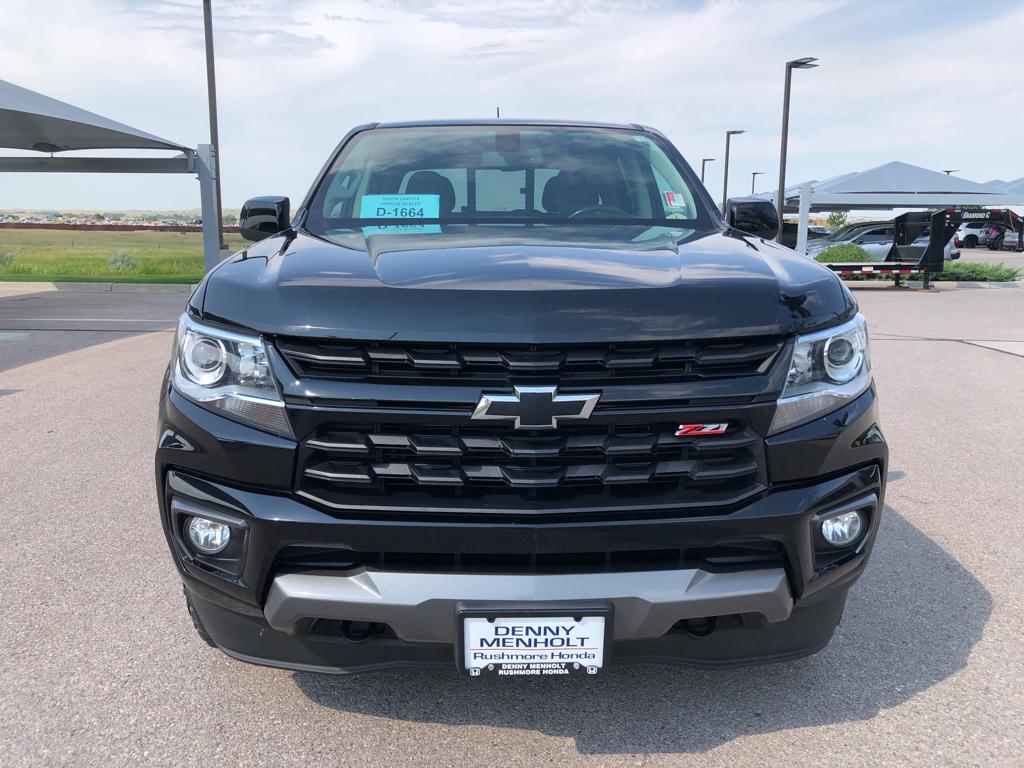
462 614 607 677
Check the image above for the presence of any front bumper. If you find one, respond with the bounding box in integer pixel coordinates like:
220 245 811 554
264 567 793 641
188 575 850 674
158 382 887 673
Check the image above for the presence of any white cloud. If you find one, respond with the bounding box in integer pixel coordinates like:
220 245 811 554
2 0 1022 209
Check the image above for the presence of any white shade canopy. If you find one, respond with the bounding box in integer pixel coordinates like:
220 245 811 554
764 161 1024 211
0 77 227 271
0 77 186 153
984 177 1024 195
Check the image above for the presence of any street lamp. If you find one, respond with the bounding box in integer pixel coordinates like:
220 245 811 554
701 158 715 183
942 169 959 175
775 56 818 242
722 130 745 212
751 171 764 194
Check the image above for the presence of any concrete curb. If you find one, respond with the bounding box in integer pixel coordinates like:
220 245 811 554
0 281 196 294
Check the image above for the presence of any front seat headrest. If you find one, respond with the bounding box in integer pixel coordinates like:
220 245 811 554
405 171 457 216
542 171 600 216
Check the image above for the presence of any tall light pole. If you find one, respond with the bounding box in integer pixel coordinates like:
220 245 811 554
721 130 745 212
942 169 959 175
775 57 818 243
751 171 764 194
701 158 715 183
202 0 226 250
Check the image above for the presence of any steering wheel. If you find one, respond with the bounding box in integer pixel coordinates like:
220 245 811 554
567 204 635 220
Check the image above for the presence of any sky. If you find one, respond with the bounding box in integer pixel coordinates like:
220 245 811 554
1 0 1022 211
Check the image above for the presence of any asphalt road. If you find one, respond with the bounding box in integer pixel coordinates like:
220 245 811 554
955 244 1024 271
1 283 1022 767
0 284 187 371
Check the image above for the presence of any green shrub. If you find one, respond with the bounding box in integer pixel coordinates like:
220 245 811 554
0 246 21 268
931 261 1020 282
107 248 137 273
814 243 870 263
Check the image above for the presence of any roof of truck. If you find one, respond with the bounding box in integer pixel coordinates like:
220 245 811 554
373 118 652 131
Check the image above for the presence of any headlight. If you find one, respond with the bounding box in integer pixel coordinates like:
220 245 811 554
770 313 871 434
171 314 292 437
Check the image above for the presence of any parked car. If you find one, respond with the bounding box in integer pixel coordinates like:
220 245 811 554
778 221 832 249
157 119 885 677
822 221 889 244
954 220 990 248
982 224 1020 250
808 222 895 261
979 224 1005 247
912 229 960 260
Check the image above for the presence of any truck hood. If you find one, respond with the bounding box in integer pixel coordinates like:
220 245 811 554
197 225 856 343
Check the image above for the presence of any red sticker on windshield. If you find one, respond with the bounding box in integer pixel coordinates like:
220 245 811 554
664 191 687 208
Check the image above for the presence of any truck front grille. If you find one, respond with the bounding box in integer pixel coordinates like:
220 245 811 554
276 336 783 388
295 420 767 517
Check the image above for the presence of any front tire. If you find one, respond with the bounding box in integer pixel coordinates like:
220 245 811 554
964 235 978 248
988 237 1004 251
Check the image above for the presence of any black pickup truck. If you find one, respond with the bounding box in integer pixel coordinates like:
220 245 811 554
155 120 886 677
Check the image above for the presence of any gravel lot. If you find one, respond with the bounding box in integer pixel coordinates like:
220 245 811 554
1 282 1022 767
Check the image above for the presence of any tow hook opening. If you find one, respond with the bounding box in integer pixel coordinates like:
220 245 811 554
340 620 378 642
678 616 718 638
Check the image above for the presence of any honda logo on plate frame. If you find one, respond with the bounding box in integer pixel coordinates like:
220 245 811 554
472 385 600 430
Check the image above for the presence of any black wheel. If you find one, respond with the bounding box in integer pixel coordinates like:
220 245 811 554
964 235 977 248
184 588 217 648
988 237 1003 251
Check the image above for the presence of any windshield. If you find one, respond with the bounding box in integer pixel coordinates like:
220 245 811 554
303 125 713 235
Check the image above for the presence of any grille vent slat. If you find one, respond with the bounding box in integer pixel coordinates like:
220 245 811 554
298 422 766 511
274 541 786 575
277 337 782 387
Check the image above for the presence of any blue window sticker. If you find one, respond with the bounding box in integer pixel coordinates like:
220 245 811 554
359 194 441 235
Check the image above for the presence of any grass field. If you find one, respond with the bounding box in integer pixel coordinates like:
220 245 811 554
0 229 247 283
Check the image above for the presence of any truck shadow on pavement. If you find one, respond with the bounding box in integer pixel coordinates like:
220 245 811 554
291 508 991 754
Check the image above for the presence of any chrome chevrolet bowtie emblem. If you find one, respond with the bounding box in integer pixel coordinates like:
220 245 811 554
472 385 600 429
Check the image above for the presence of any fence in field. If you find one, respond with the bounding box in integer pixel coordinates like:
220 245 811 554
0 223 240 233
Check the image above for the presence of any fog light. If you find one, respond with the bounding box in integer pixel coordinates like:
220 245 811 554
186 516 231 554
821 510 864 547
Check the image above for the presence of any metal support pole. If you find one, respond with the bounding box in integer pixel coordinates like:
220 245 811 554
721 133 733 212
701 158 714 184
0 156 191 173
203 0 227 250
775 64 793 242
796 183 812 255
775 57 817 243
196 144 221 273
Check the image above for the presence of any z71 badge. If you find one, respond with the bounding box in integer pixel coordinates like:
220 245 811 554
675 423 729 436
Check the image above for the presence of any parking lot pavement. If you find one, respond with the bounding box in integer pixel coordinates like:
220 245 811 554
955 245 1024 271
1 286 1022 767
0 284 186 371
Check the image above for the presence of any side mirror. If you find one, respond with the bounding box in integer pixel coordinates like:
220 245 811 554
239 196 290 241
726 197 779 240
